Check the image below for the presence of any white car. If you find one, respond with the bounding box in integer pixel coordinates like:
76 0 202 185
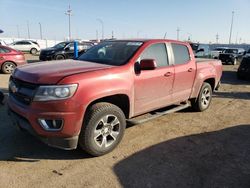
0 40 7 46
210 47 228 59
8 40 40 55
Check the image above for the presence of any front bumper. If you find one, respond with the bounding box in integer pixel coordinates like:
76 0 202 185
8 95 85 150
39 54 54 61
8 107 79 150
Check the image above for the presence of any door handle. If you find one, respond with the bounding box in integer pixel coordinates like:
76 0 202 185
188 68 193 72
164 72 172 77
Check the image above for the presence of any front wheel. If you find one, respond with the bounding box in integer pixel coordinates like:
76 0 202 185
191 82 212 112
79 102 126 156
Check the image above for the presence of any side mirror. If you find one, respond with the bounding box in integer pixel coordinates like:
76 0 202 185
140 59 157 70
65 47 70 51
197 48 204 52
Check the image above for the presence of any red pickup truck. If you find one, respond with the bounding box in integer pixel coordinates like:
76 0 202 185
8 39 222 156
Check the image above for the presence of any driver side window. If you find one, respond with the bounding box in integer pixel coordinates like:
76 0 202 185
140 43 169 67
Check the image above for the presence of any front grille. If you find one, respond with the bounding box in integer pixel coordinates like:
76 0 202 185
9 77 38 105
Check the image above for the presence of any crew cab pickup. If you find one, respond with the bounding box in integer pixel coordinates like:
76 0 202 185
8 39 222 156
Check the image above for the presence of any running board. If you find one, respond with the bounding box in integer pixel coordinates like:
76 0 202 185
127 103 191 125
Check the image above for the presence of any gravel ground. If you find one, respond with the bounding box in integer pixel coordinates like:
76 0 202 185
0 56 250 188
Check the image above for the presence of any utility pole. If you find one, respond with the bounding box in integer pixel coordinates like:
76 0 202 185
112 30 114 39
65 5 73 40
97 19 104 40
216 33 219 44
229 11 235 44
39 22 43 39
16 25 20 38
27 21 30 39
96 30 99 41
163 32 167 39
177 27 180 40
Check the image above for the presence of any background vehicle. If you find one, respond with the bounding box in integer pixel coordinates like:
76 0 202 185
0 39 7 46
189 43 211 58
210 47 228 59
0 45 26 74
8 40 40 55
219 48 246 65
8 39 222 156
237 55 250 80
39 41 94 61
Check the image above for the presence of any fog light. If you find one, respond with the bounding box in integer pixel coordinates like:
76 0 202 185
38 119 63 131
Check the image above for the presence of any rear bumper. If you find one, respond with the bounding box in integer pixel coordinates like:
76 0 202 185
8 108 78 150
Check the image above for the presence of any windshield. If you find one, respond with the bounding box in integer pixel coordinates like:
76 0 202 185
224 49 238 53
78 41 143 66
53 42 69 49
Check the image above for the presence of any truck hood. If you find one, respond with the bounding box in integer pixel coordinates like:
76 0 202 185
13 60 113 84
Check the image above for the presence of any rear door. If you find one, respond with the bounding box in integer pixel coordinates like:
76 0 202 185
134 43 174 115
171 43 196 103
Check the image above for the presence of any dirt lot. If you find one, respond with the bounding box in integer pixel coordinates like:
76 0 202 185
0 56 250 188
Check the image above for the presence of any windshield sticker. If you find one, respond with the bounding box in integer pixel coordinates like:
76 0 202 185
127 42 143 46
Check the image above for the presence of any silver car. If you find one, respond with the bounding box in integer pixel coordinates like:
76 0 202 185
8 40 40 55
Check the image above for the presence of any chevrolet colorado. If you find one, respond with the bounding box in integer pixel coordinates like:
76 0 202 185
8 39 222 156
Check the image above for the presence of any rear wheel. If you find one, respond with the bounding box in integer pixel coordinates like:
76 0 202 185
55 54 65 60
30 48 38 55
191 82 212 112
1 61 16 74
79 102 126 156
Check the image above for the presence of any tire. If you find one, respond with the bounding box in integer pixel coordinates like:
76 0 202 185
30 48 38 55
1 61 16 74
233 58 237 65
55 54 65 60
79 102 126 156
191 82 212 112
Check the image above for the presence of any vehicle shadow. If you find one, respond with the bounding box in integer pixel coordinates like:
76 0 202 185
114 124 250 188
213 91 250 100
0 104 91 162
221 70 249 85
27 59 40 63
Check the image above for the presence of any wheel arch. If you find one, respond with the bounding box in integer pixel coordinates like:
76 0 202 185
85 94 130 119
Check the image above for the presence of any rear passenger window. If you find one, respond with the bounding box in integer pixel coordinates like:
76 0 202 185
140 43 169 67
172 44 190 65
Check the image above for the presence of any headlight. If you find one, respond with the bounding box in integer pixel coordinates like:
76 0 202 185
33 84 78 101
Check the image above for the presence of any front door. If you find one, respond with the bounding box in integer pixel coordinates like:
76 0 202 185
134 43 174 115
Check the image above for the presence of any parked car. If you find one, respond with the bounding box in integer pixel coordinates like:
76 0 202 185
245 49 250 56
0 45 26 74
237 55 250 80
8 39 222 156
210 47 228 59
8 40 40 55
0 39 7 46
39 41 94 61
219 48 246 65
189 43 211 58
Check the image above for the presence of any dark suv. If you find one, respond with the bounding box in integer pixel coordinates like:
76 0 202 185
189 43 211 58
219 48 246 65
39 41 94 61
237 55 250 80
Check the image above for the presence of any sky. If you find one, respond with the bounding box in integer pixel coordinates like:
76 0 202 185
0 0 250 43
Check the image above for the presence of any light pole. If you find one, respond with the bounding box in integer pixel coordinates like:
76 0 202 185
97 19 104 40
177 27 180 40
16 25 20 38
39 22 43 39
163 32 167 39
229 11 235 44
65 5 73 40
216 33 219 44
27 21 30 39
